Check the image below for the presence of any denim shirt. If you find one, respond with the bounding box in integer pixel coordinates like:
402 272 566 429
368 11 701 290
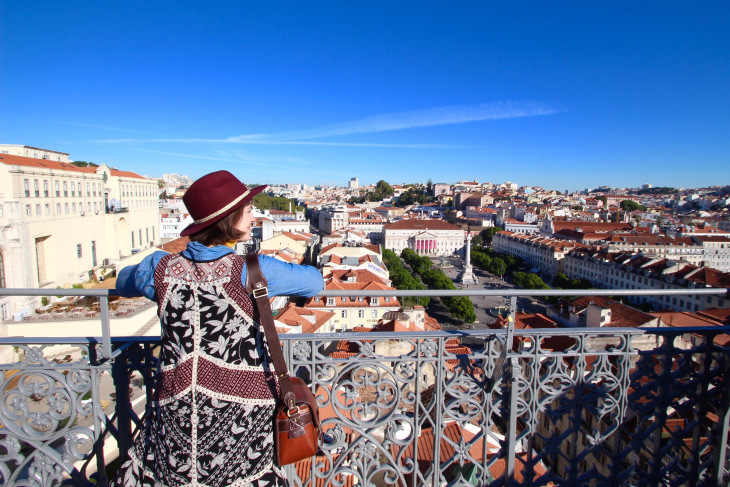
115 241 324 301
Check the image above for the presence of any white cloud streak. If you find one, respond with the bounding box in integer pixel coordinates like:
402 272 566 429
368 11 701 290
93 101 561 146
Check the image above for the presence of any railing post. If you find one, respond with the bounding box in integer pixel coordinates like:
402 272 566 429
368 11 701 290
112 345 133 467
713 345 730 486
100 295 112 360
504 356 520 486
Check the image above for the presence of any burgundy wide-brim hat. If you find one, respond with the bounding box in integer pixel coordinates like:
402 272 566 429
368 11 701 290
180 170 267 237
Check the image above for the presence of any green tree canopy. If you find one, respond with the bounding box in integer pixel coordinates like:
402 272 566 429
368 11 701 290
253 193 304 212
620 200 646 212
479 226 504 245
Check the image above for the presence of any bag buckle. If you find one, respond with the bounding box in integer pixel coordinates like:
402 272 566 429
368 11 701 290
286 405 302 417
253 286 268 298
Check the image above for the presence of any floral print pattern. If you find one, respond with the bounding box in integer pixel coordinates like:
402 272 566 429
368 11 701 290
110 253 286 487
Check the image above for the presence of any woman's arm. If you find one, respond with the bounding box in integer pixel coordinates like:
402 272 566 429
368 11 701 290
243 254 324 297
115 251 169 300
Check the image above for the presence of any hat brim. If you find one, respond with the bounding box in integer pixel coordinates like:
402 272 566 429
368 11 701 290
180 184 267 237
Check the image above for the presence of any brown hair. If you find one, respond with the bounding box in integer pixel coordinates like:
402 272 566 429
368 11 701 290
188 204 248 247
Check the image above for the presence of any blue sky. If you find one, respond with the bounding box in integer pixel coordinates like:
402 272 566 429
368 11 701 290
2 1 728 191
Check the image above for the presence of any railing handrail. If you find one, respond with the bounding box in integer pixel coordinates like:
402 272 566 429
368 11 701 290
1 286 727 297
2 286 727 362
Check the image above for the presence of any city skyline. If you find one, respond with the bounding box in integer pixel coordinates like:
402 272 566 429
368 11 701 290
2 2 728 189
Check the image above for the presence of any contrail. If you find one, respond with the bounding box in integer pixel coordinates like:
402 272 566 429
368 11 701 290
92 101 561 145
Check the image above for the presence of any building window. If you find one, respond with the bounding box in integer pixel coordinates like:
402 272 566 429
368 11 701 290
358 310 364 318
326 298 335 306
77 244 82 258
132 231 135 248
34 179 40 197
25 205 31 216
371 310 377 318
24 179 30 197
55 181 60 197
72 203 76 213
341 310 347 318
45 204 50 215
86 183 90 196
35 204 41 215
56 203 61 214
0 251 5 288
65 203 69 213
371 297 379 306
43 180 49 197
63 181 68 197
77 182 82 195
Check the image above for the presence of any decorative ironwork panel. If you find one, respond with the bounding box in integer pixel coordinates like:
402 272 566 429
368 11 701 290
0 343 107 487
1 327 729 487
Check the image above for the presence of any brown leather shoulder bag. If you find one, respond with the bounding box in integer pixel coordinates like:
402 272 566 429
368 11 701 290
245 253 321 466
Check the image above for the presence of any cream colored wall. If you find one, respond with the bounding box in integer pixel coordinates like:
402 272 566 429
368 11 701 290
260 235 307 256
0 163 160 320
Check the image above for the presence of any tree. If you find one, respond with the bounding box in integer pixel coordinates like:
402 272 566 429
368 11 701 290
253 193 304 212
480 226 504 245
620 200 645 212
596 195 607 206
374 180 394 197
488 258 506 277
426 179 433 196
71 161 98 167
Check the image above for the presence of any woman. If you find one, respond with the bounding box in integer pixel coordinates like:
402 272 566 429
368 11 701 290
111 170 324 487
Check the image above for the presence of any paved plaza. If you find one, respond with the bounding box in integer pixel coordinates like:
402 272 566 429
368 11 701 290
431 256 547 329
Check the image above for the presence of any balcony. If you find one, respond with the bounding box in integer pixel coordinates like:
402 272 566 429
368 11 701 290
1 287 729 486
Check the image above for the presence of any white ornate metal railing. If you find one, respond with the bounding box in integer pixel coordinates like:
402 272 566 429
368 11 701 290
1 287 729 486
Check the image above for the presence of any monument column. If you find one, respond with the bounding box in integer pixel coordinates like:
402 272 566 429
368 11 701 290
459 233 478 285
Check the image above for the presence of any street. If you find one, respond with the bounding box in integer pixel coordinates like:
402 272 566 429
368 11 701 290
429 256 546 329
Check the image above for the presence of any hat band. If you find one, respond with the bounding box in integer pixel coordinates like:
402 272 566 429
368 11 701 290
193 189 251 225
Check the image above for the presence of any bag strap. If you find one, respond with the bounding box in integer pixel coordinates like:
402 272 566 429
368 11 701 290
244 253 297 411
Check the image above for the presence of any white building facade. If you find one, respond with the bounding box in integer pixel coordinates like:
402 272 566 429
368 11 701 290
383 219 465 256
0 152 159 319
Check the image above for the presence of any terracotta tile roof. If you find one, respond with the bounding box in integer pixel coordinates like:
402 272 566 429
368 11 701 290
564 296 658 327
684 267 730 288
696 308 730 325
328 269 388 285
294 455 355 487
392 422 551 484
551 221 633 232
0 153 147 180
651 311 723 327
274 303 334 334
0 153 85 172
159 236 190 253
111 169 147 180
490 313 559 330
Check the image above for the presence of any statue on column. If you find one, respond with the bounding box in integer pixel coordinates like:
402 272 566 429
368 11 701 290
459 233 478 285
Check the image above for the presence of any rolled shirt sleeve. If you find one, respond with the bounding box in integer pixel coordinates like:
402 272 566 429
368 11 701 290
250 254 324 297
115 251 169 300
